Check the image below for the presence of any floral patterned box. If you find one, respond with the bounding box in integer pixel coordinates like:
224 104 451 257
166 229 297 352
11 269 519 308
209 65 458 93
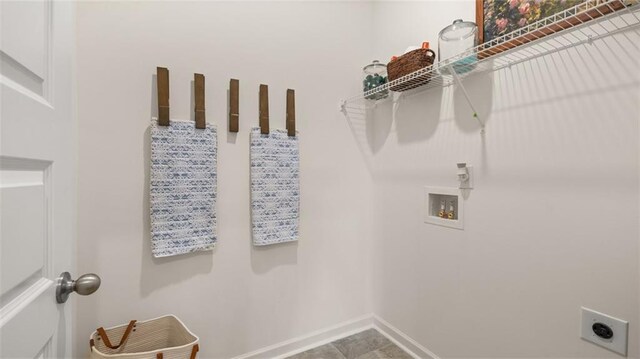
479 0 584 43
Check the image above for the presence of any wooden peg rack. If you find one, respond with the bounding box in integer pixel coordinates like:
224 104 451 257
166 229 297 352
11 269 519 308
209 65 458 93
286 89 295 137
157 67 170 126
194 73 206 129
229 79 239 133
259 84 269 134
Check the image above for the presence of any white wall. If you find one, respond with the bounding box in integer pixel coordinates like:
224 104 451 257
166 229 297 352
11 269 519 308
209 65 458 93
75 2 374 358
362 1 640 358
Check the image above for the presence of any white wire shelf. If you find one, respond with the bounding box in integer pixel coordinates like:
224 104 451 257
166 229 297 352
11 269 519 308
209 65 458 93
343 0 640 105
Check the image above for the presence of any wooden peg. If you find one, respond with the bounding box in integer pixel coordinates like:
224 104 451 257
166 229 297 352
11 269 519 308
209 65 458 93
259 84 269 134
194 73 206 129
229 79 239 133
286 89 295 137
157 67 170 126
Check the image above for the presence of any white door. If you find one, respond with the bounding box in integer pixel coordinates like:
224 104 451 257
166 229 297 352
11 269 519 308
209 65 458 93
0 1 78 358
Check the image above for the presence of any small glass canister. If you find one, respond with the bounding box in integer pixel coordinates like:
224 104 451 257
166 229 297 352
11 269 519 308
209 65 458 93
438 19 478 75
362 60 388 100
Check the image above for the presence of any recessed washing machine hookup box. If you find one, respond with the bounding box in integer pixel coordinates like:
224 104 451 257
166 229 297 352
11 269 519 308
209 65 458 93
424 187 464 230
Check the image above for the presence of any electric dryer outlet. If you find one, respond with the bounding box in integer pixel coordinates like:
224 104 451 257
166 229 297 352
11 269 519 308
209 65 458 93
580 307 628 356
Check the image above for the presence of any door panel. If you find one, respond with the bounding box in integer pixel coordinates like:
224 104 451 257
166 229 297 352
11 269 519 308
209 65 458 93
1 281 57 358
1 162 48 298
0 0 50 98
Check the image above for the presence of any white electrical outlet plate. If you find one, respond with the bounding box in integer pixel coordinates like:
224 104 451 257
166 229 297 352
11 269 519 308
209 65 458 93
458 165 473 189
580 307 628 356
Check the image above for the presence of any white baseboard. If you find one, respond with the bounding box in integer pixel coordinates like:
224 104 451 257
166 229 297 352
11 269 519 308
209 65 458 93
232 314 374 359
232 314 439 359
372 315 439 359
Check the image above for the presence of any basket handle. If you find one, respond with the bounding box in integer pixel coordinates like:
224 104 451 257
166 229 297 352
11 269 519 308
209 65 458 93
96 320 137 349
190 344 199 359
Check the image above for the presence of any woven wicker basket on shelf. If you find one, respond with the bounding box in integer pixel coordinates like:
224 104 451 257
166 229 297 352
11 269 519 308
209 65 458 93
89 315 199 359
387 48 436 92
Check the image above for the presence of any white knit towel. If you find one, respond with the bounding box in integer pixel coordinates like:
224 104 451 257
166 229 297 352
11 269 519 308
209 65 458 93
250 128 299 246
150 120 217 257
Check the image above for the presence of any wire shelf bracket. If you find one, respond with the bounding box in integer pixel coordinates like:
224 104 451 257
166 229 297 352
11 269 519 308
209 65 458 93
450 65 485 134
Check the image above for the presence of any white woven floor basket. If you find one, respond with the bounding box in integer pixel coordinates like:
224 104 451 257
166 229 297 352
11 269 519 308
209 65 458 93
89 315 199 359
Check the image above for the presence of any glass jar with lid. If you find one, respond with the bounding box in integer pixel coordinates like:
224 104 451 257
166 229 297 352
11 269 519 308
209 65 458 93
438 19 478 75
362 60 388 100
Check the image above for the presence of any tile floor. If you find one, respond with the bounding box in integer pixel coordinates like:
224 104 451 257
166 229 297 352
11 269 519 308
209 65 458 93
286 329 412 359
